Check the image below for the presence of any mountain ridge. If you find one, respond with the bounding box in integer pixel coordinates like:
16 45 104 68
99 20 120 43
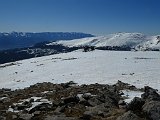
48 32 160 51
0 32 94 50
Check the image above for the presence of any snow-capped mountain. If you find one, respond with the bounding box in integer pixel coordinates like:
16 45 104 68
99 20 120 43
0 32 94 50
48 33 160 51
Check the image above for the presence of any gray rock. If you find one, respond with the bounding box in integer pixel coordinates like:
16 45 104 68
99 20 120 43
116 111 142 120
29 98 34 103
29 103 52 114
12 115 18 119
45 115 77 120
19 114 33 120
83 111 96 120
82 93 92 100
88 97 102 106
127 97 144 112
141 86 160 101
97 110 104 117
54 106 66 115
115 80 137 90
118 100 126 106
0 116 6 120
63 96 79 104
33 111 41 115
118 100 127 109
17 104 28 110
0 94 9 97
0 97 10 103
102 90 120 107
79 98 91 106
52 99 60 106
2 88 11 92
87 103 110 113
143 101 160 120
61 81 77 88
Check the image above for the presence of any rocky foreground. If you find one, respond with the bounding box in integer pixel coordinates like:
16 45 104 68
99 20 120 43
0 81 160 120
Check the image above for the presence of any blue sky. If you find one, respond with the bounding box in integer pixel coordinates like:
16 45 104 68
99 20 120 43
0 0 160 35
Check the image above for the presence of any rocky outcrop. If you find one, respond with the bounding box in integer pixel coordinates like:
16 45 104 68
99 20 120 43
142 101 160 120
0 81 160 120
116 111 142 120
141 86 160 101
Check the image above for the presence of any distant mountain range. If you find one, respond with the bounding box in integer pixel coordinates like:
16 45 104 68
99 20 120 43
49 32 160 51
0 32 160 64
0 32 94 50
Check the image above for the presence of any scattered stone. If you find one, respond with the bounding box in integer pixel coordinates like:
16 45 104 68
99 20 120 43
17 104 28 110
33 111 41 115
63 96 80 104
61 81 77 88
0 94 9 97
88 97 102 107
118 100 126 106
54 106 66 115
115 80 137 91
29 103 52 114
97 110 104 117
12 115 17 119
29 98 34 103
116 111 142 120
0 116 6 120
83 111 96 120
45 115 77 120
82 93 92 100
19 114 33 120
0 81 159 120
0 97 10 103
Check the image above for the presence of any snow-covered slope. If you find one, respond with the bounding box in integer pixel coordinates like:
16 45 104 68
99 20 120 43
137 36 160 50
48 33 160 51
1 50 160 91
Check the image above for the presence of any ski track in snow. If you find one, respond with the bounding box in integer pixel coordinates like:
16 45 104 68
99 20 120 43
0 50 160 91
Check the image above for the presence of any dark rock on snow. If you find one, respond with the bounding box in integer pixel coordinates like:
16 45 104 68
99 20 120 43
0 80 160 120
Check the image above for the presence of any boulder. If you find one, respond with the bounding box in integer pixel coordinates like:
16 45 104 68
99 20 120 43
61 81 77 88
115 80 137 90
0 97 10 103
82 93 92 100
63 96 80 104
45 115 77 120
79 98 91 106
118 100 126 106
54 106 66 115
0 116 6 120
88 97 102 107
127 97 145 112
142 101 160 120
118 100 127 109
17 104 28 110
141 86 160 101
116 111 142 120
19 114 33 120
83 111 96 120
29 103 52 114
